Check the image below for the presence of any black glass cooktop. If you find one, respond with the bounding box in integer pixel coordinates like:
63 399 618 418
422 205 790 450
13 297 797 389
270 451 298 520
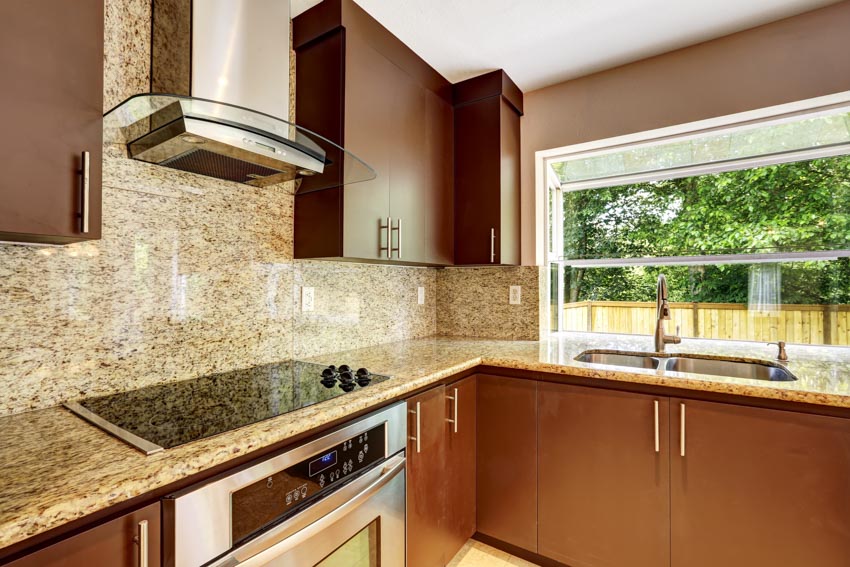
64 361 389 454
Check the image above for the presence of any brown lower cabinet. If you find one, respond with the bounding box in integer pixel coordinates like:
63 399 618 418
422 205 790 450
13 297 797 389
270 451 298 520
8 503 160 567
444 376 477 556
538 383 670 567
671 399 850 567
407 377 476 567
9 375 850 567
476 374 537 553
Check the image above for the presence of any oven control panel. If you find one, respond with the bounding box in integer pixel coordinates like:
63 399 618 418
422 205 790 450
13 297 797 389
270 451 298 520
231 423 386 543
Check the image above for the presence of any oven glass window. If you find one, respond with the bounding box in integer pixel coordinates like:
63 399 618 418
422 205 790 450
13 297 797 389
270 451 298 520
315 519 379 567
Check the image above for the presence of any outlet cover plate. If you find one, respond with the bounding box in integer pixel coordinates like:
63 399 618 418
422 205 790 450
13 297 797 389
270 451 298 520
302 287 315 312
510 286 521 305
418 286 425 305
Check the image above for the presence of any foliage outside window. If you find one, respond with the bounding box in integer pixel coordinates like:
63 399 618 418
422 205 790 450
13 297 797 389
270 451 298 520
548 106 850 347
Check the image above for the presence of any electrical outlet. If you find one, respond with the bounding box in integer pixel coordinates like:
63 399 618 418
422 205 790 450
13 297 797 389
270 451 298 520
509 286 522 305
417 286 426 305
301 287 315 312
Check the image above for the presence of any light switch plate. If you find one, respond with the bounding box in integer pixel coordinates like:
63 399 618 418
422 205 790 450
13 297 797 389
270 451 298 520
509 286 522 305
417 286 426 305
301 287 315 312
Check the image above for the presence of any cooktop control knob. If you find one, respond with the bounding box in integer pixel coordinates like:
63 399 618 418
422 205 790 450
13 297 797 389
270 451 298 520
320 367 338 388
355 368 372 387
338 364 351 373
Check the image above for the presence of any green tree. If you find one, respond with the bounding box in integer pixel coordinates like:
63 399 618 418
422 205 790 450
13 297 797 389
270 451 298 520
559 155 850 304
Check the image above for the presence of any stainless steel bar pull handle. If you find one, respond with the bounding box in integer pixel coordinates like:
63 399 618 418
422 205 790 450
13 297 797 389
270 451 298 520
653 400 660 453
379 217 391 259
409 402 421 453
391 218 401 259
137 519 149 567
680 403 686 457
446 387 459 434
80 151 90 233
490 228 496 263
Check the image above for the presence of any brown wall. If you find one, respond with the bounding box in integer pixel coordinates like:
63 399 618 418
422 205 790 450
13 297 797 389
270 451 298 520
520 0 850 264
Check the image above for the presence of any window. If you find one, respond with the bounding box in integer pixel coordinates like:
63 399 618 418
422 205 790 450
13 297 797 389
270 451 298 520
546 100 850 347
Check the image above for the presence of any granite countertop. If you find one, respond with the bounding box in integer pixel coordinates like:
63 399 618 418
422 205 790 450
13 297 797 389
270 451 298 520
2 333 849 551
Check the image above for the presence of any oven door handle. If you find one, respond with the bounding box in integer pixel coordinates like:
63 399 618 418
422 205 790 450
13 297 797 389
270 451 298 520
207 453 406 567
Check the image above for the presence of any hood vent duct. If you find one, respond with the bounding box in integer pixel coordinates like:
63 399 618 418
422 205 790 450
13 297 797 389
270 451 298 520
103 0 374 192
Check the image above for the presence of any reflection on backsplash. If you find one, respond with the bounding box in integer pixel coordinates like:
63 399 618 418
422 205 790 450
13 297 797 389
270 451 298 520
0 157 438 415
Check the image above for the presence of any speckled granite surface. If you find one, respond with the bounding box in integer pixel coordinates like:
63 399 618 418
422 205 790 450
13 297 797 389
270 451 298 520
0 0 437 416
2 334 849 551
437 266 547 340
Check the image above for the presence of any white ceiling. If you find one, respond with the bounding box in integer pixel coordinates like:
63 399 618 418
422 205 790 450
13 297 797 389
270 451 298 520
291 0 841 92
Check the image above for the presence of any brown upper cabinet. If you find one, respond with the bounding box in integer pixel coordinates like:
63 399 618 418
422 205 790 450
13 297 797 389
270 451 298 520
7 502 160 567
293 0 453 266
453 71 522 265
0 0 103 245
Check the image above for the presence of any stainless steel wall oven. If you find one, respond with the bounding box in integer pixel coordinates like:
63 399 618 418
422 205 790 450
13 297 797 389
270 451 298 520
163 403 406 566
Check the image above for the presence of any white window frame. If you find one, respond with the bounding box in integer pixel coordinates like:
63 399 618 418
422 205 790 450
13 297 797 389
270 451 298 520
535 90 850 267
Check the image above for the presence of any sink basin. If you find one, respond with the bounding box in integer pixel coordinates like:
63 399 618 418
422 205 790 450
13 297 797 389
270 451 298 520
666 357 796 382
574 350 797 382
574 352 661 370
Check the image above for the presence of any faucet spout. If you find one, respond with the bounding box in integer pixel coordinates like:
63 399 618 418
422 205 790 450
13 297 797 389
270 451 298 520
654 274 681 352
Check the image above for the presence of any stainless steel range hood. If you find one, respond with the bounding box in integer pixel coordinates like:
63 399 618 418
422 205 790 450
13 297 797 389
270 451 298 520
103 0 374 192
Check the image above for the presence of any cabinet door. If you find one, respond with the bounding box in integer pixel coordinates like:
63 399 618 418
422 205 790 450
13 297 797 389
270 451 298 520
671 399 850 567
8 502 160 567
389 87 453 265
407 386 450 567
444 376 477 558
496 99 520 266
539 383 670 567
453 98 502 265
342 33 393 260
477 374 537 552
0 0 103 244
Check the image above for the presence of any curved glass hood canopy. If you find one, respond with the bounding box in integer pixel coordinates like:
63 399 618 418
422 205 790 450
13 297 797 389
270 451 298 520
104 94 376 194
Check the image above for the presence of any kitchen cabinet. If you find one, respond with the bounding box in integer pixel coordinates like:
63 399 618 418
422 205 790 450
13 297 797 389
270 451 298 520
293 0 453 266
407 385 449 567
444 376 477 557
406 377 477 567
671 399 850 567
0 0 103 244
453 71 522 265
476 374 537 553
538 383 670 567
7 503 160 567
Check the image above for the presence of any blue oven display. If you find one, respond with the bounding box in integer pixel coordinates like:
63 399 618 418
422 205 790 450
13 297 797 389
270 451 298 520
308 450 338 477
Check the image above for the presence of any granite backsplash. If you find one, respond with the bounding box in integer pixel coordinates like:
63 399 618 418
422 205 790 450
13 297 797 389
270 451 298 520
0 0 543 416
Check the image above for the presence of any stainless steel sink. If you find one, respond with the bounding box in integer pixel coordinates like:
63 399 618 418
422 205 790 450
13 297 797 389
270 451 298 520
574 350 797 382
574 352 661 370
665 357 796 382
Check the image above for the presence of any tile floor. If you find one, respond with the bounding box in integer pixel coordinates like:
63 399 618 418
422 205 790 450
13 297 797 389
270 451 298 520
447 540 540 566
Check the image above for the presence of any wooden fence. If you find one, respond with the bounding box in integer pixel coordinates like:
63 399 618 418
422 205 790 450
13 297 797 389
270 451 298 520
563 301 850 346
